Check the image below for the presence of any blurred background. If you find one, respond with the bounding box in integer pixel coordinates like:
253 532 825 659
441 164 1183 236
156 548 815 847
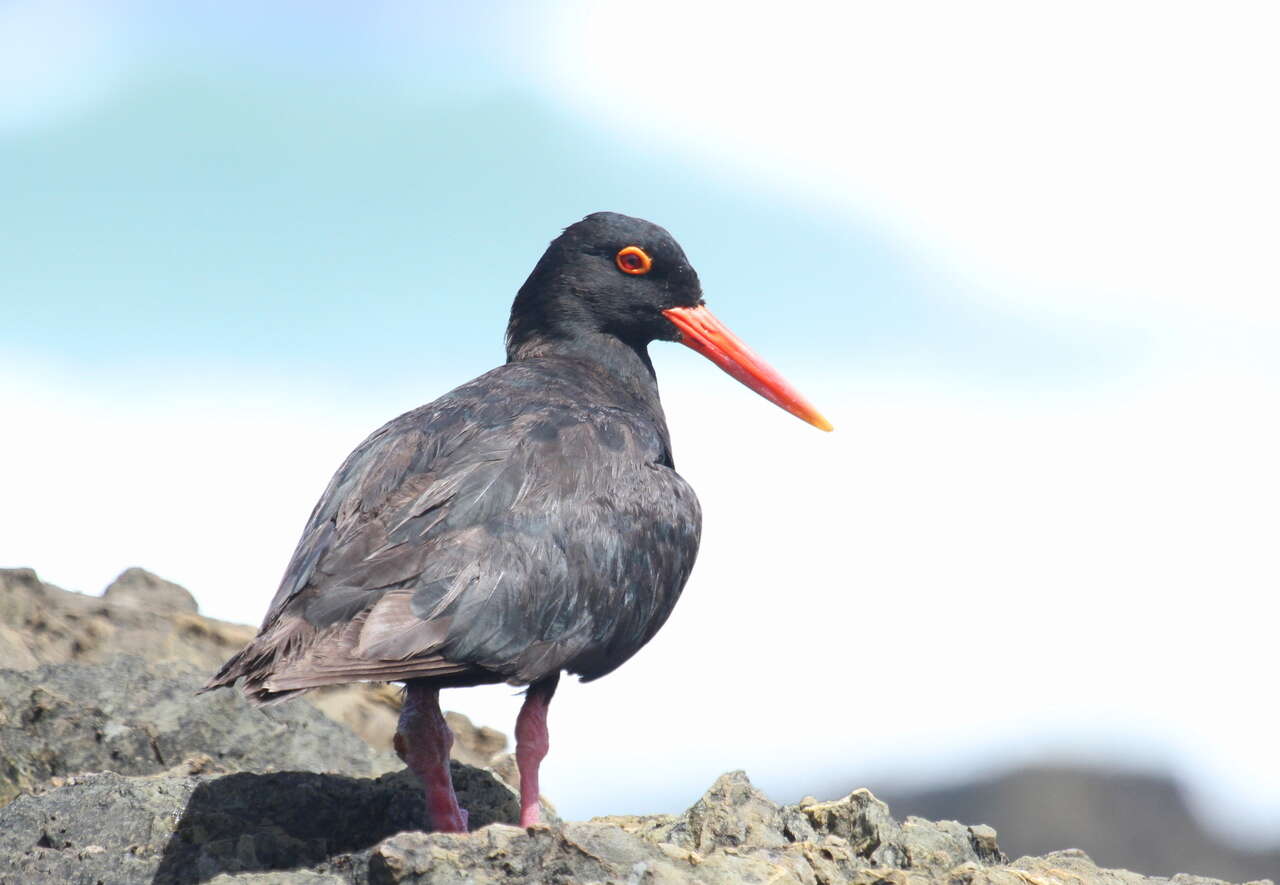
2 2 1277 879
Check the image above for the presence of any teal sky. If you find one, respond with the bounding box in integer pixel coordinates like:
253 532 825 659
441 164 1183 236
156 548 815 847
2 61 1124 394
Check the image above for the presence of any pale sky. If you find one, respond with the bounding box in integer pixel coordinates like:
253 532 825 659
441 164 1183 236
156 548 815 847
2 0 1277 845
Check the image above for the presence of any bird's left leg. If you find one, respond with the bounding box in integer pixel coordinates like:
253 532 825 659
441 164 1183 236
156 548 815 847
514 673 559 827
394 681 468 833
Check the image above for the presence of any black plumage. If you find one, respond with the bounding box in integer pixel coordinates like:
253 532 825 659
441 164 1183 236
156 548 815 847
205 212 829 830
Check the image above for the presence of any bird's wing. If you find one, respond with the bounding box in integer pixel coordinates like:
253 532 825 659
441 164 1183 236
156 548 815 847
206 362 700 702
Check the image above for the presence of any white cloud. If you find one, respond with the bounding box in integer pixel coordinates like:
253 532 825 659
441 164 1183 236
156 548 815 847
4 356 1277 842
533 2 1280 337
0 365 385 625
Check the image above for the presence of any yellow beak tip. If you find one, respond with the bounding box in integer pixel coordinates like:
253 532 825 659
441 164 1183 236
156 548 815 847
803 413 834 432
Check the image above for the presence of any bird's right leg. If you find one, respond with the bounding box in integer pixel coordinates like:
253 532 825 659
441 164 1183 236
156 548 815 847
394 681 468 833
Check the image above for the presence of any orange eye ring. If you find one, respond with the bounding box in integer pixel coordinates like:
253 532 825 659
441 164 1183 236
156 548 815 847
615 245 653 275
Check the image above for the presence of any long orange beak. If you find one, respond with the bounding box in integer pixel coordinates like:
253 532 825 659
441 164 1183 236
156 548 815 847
663 304 833 431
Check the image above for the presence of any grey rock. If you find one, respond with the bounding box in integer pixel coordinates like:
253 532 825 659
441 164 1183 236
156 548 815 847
0 571 1268 884
802 785 903 861
354 772 1265 885
0 762 1267 885
441 713 506 768
968 823 1002 863
0 770 201 885
208 875 350 885
0 764 539 885
0 656 399 805
368 825 621 885
0 567 504 769
102 566 200 614
666 770 815 853
0 623 38 670
0 566 255 673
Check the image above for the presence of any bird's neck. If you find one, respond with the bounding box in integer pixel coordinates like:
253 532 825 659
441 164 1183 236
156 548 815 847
508 330 666 423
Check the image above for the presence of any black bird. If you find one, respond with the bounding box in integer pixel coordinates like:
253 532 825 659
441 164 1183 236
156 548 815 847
205 212 831 831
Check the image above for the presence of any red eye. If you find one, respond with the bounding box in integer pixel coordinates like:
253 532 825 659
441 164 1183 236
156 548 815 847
615 245 652 275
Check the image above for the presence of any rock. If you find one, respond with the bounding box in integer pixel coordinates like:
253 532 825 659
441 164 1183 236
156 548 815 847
0 764 543 884
0 751 1265 884
370 825 617 885
102 566 200 614
0 656 399 806
0 566 257 675
800 786 898 859
363 772 1277 885
665 770 815 852
0 567 506 769
0 771 203 884
0 567 1267 884
442 713 507 768
0 622 38 670
968 824 1002 863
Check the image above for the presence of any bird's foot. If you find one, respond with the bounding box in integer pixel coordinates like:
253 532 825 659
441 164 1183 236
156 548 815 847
427 796 469 833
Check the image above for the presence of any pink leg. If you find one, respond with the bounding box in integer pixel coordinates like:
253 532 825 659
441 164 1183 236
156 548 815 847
514 674 558 827
394 682 468 833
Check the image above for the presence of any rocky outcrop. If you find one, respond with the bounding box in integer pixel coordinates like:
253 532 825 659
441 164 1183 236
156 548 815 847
0 652 549 883
0 656 399 806
0 567 254 672
1 763 1267 885
0 569 1269 884
101 567 201 614
0 766 531 884
0 567 505 768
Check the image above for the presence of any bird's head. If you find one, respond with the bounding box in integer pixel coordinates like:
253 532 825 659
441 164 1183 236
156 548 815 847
508 212 832 432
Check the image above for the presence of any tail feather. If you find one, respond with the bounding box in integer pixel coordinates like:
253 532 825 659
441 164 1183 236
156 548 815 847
201 611 485 706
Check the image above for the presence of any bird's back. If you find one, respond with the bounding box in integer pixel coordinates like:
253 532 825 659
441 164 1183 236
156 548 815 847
206 356 702 703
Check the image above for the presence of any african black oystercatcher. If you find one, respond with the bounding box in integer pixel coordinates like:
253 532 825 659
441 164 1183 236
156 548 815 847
205 212 831 831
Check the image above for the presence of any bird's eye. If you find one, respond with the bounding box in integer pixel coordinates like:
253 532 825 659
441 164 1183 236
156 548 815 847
615 246 653 275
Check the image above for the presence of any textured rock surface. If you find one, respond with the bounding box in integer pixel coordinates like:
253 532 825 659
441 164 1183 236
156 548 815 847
0 567 506 768
102 566 201 614
0 766 528 885
0 568 1270 884
0 768 1267 885
0 653 548 884
0 656 399 805
0 567 255 673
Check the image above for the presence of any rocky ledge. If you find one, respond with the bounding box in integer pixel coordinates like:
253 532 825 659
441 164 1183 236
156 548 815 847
0 764 1164 885
1 658 1268 885
0 566 505 767
0 568 1270 884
